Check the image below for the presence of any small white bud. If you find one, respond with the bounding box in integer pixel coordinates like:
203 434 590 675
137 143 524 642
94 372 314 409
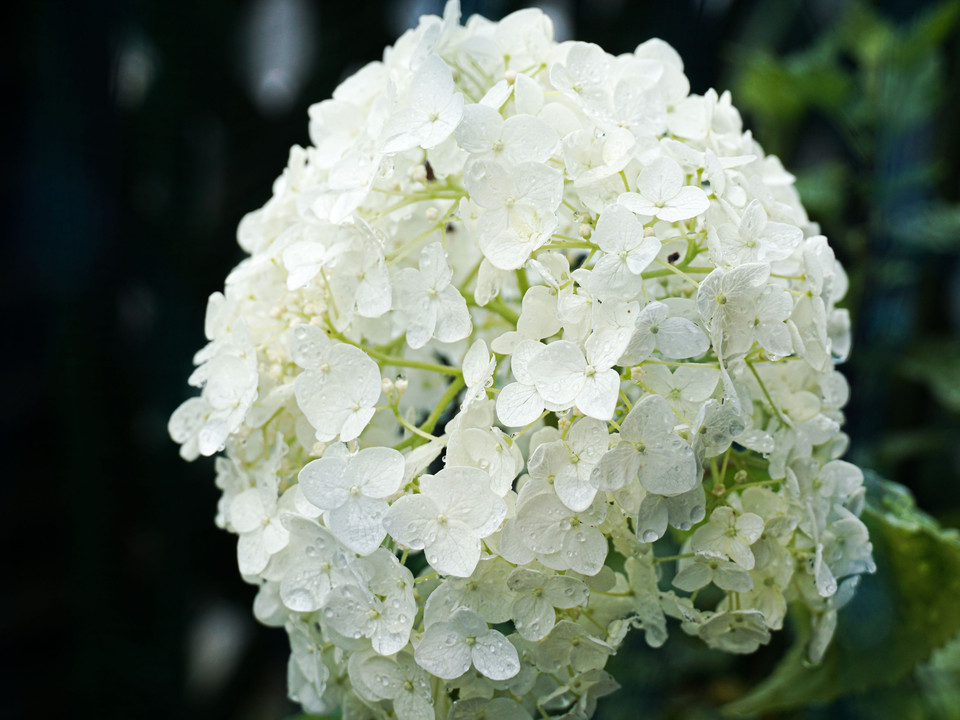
578 223 592 239
504 69 517 84
425 207 439 222
395 377 409 393
411 165 428 184
382 377 395 395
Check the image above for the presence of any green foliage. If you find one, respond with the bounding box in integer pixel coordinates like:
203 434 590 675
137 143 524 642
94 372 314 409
723 474 960 716
901 340 960 413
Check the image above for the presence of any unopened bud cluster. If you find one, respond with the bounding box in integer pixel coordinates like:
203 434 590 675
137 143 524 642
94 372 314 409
170 2 873 717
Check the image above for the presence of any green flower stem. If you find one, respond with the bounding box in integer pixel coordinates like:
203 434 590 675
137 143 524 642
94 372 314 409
392 404 440 441
329 328 463 377
652 552 696 564
641 264 713 280
653 257 700 286
394 375 466 451
463 293 521 325
746 359 791 426
724 478 782 496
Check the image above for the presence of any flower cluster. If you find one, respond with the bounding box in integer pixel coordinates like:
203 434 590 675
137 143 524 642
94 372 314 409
170 3 874 718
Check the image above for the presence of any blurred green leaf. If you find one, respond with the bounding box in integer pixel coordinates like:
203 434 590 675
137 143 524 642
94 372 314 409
894 0 960 65
892 203 960 252
736 46 852 122
901 340 960 412
876 428 958 464
723 475 960 716
794 162 850 222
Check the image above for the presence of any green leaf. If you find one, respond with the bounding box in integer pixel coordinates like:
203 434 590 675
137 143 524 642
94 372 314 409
892 203 960 252
794 162 849 222
723 473 960 716
901 340 960 412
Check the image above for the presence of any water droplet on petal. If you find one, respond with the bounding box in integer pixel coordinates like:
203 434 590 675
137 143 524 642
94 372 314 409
641 530 659 543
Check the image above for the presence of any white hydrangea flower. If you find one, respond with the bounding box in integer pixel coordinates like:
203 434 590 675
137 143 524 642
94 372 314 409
298 445 404 555
381 55 464 153
415 609 520 681
383 467 506 577
291 325 381 442
619 156 710 222
171 3 869 715
394 242 472 349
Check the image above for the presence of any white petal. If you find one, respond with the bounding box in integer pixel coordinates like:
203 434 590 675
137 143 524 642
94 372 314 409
415 624 471 679
659 185 709 222
512 594 555 641
637 156 683 206
575 369 620 421
472 630 521 680
655 317 709 359
354 447 405 498
426 521 480 577
326 495 389 555
383 495 439 550
298 457 350 511
496 382 545 427
534 341 586 405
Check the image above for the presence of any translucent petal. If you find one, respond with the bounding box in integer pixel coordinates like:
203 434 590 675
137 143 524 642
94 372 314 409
657 186 709 222
383 495 439 550
472 630 521 680
298 457 350 511
636 493 669 543
517 493 567 553
326 495 389 556
562 525 607 575
543 575 590 608
512 593 555 641
501 114 559 164
455 103 500 153
496 382 544 427
637 156 683 205
673 562 712 591
280 561 333 612
639 436 697 496
655 316 709 359
230 488 266 533
425 520 480 577
414 624 471 679
353 447 405 498
575 368 620 421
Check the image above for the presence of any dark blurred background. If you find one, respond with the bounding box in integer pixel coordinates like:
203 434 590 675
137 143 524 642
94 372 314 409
6 0 959 718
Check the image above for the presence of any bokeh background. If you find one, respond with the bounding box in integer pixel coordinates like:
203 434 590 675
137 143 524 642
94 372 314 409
7 0 960 718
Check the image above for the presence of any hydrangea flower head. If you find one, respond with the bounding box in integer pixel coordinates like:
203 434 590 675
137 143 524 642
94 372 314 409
171 3 872 716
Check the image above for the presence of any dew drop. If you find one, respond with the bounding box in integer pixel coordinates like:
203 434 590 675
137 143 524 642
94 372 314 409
641 530 659 543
